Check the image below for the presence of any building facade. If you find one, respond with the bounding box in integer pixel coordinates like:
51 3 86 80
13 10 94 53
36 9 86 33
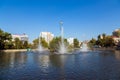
12 34 28 42
40 32 54 44
112 29 120 45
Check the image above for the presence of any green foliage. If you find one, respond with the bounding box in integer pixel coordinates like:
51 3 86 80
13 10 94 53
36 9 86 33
0 29 30 49
14 38 23 49
73 38 79 48
13 38 29 49
113 29 120 37
41 38 48 48
23 41 28 48
88 38 96 47
49 37 69 52
0 29 12 49
89 33 115 48
104 36 115 47
102 33 106 39
32 38 39 48
49 37 60 52
32 37 48 49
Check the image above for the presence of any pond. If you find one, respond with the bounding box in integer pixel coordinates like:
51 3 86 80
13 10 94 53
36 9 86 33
0 50 120 80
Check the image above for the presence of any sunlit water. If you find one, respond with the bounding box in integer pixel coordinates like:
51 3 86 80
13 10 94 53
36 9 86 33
38 45 44 52
80 43 89 52
0 50 120 80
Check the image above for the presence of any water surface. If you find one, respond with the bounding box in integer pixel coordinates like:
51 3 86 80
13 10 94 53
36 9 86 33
0 50 120 80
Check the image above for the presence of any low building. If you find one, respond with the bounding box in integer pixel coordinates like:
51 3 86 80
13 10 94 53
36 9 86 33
112 36 120 45
40 32 54 44
112 29 120 45
112 29 120 37
12 33 28 42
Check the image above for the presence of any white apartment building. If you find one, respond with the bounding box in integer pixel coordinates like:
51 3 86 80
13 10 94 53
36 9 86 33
40 32 54 43
12 34 28 42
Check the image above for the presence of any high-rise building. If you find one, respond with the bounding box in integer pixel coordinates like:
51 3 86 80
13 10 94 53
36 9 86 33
12 33 28 42
40 32 54 43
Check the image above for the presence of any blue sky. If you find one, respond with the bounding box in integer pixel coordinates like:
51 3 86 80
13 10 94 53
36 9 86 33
0 0 120 42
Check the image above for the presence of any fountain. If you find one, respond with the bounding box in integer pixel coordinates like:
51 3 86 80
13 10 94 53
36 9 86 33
38 33 44 52
80 42 89 52
59 21 67 54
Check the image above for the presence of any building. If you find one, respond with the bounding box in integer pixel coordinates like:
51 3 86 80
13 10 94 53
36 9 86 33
40 32 54 44
112 29 120 45
12 33 28 42
112 29 120 37
112 36 120 45
67 38 74 45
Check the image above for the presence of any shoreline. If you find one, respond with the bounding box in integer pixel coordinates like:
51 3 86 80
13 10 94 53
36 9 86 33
0 49 48 53
0 47 119 53
93 47 116 51
0 49 29 53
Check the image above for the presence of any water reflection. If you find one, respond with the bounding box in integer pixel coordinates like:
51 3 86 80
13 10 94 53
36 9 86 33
9 53 15 68
0 52 27 68
49 54 67 68
33 54 50 75
114 50 120 60
0 50 120 80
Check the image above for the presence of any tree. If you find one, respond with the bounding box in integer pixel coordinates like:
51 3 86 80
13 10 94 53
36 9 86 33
32 37 48 49
73 38 79 48
104 36 115 47
49 37 69 52
88 38 96 47
14 38 21 49
23 41 28 49
32 38 39 49
112 29 120 37
89 38 96 45
41 38 48 48
102 33 106 39
0 29 12 49
49 37 60 52
96 34 106 47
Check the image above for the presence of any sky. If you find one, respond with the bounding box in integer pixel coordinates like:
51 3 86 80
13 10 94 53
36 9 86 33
0 0 120 42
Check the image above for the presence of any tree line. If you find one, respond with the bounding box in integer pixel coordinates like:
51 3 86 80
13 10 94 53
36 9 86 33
89 33 115 48
0 29 80 51
32 37 80 52
0 29 30 50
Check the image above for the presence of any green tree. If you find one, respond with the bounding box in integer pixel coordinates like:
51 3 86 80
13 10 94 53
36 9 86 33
14 38 23 49
88 38 96 48
23 41 28 49
49 37 60 52
112 29 120 37
49 37 68 52
102 33 106 39
14 38 19 49
0 29 12 49
73 38 79 48
96 34 106 47
89 38 96 45
104 36 115 47
32 38 39 48
32 37 48 49
41 38 48 48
